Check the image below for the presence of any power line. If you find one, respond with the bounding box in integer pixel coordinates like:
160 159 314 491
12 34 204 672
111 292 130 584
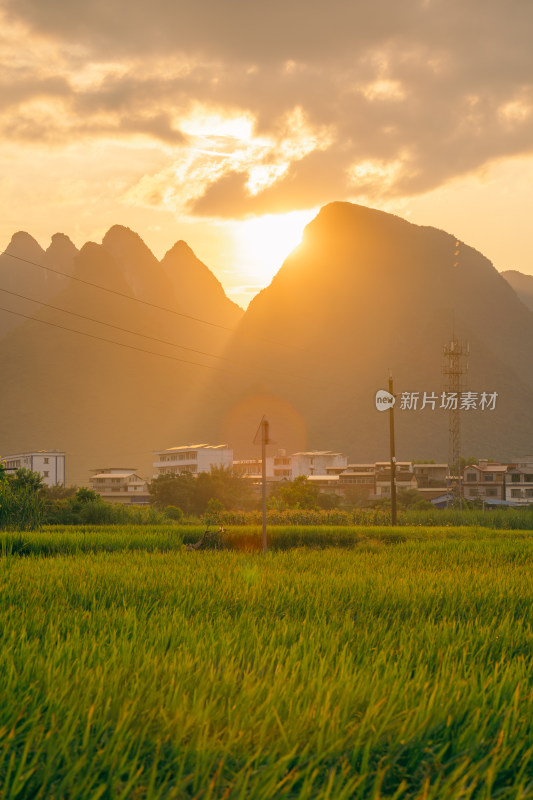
0 298 349 389
0 305 229 371
0 250 352 389
1 249 298 351
0 305 349 389
0 285 313 382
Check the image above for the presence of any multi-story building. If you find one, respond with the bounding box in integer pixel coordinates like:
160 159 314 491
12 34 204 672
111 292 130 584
271 450 292 480
504 457 533 505
462 460 512 502
233 450 349 484
89 468 150 505
374 462 418 497
336 464 376 499
1 450 65 487
153 444 233 478
412 463 448 488
233 457 274 481
290 451 348 478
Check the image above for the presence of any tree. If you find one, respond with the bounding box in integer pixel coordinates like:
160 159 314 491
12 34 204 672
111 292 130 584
460 456 479 469
0 468 43 530
41 484 77 501
149 472 196 514
316 492 341 510
198 466 255 512
75 487 102 504
341 486 372 509
11 468 44 492
273 475 319 510
150 467 256 515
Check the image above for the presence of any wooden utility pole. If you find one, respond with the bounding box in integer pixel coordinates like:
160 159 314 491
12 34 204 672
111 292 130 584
262 419 269 551
389 374 397 526
254 416 271 552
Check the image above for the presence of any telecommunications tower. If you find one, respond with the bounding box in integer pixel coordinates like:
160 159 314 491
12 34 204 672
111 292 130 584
442 338 469 505
442 242 469 505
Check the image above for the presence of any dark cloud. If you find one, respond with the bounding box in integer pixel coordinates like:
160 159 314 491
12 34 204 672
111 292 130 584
5 0 422 62
3 0 533 215
0 74 71 110
190 151 349 217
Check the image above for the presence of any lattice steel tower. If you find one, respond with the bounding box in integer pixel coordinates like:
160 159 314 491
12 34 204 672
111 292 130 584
442 337 468 504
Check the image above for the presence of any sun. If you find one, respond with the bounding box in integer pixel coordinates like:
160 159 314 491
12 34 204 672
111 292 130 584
233 209 317 287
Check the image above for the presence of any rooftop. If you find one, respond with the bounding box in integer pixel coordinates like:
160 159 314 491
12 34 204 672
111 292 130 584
1 450 65 457
292 451 344 457
155 444 230 453
466 464 511 473
91 472 143 480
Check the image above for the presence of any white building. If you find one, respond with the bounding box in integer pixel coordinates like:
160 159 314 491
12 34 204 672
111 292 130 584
1 450 65 487
233 457 274 481
289 451 348 479
153 444 233 478
89 468 150 505
235 450 348 482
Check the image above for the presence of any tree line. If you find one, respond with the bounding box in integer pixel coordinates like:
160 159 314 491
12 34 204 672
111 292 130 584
2 463 439 531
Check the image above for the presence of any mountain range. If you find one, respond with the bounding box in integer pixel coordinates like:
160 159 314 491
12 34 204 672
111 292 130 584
1 203 533 485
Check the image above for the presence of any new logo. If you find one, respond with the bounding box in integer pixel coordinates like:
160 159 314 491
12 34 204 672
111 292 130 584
375 390 396 411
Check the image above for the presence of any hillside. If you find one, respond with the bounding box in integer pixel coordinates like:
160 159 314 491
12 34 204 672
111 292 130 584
3 204 533 484
0 232 78 337
194 203 533 463
501 269 533 313
0 227 243 484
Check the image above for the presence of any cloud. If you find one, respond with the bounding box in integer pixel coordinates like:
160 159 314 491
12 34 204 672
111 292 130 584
3 1 533 217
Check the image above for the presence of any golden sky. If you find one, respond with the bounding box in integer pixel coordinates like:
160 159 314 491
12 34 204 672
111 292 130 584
2 0 533 306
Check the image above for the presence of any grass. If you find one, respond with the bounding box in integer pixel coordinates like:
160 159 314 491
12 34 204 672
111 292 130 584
0 528 532 798
216 507 533 529
2 523 533 555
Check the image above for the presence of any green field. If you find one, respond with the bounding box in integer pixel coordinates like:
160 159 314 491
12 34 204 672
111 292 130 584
1 527 532 798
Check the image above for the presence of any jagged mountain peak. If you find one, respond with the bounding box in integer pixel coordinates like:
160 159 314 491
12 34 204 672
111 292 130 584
211 201 533 463
102 224 156 261
46 233 78 272
49 232 77 248
160 239 244 322
163 239 194 257
4 231 45 259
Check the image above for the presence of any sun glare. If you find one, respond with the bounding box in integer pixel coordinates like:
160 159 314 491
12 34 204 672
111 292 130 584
234 210 317 287
180 110 254 140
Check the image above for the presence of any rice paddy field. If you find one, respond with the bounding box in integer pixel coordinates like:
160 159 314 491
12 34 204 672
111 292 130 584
1 526 532 799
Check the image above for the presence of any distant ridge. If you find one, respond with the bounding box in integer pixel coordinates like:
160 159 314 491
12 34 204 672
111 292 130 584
2 205 533 484
0 226 243 484
193 202 533 463
501 269 533 313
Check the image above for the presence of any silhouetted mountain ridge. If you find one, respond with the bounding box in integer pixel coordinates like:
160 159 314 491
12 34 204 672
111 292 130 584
2 204 533 483
0 226 243 483
501 269 533 313
193 202 533 463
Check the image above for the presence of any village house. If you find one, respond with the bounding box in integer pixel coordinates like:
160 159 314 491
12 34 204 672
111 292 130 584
233 449 348 485
153 444 233 478
89 468 150 505
462 460 513 503
1 450 66 487
500 456 533 505
374 462 418 497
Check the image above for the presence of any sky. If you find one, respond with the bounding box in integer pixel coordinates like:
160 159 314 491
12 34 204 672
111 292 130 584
2 0 533 307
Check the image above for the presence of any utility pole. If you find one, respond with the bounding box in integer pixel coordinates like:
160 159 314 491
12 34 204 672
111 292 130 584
389 374 397 526
261 418 269 552
254 416 271 552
